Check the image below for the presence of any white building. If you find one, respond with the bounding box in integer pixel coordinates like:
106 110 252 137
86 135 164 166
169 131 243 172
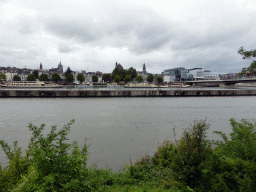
5 72 17 81
188 68 204 80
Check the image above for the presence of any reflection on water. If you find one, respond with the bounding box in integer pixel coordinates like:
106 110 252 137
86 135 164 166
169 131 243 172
1 97 256 172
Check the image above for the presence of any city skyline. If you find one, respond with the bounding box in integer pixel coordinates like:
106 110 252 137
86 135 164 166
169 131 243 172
0 0 255 74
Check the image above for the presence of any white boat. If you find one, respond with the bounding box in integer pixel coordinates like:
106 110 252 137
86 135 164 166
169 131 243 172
1 81 63 88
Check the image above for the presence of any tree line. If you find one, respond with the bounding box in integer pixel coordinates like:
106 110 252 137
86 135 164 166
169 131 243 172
0 64 164 84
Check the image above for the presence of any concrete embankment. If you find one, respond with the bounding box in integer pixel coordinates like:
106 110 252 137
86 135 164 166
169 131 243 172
1 89 256 97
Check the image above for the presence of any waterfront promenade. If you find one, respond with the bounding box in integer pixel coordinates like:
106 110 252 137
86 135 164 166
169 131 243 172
1 86 256 97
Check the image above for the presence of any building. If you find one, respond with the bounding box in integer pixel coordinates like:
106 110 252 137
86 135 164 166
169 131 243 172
188 68 204 81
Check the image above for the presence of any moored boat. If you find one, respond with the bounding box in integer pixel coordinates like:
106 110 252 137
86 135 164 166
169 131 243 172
1 81 63 88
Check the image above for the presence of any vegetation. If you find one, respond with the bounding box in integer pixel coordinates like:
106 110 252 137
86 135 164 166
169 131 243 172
157 76 163 83
32 70 39 79
114 75 121 83
111 64 137 81
26 74 36 81
77 73 85 83
1 118 256 191
102 73 112 83
124 75 132 83
135 75 144 83
39 73 49 81
51 73 61 83
64 66 72 77
65 73 74 83
0 73 7 82
238 46 256 77
92 75 98 82
146 74 155 83
13 75 21 81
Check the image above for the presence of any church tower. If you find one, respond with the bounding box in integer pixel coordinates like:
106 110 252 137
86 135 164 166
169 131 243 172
143 63 146 73
40 63 43 69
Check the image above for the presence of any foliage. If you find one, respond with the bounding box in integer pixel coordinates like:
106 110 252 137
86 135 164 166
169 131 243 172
127 67 138 80
157 76 163 83
135 75 144 83
1 118 256 191
124 75 132 83
51 73 61 83
102 73 112 83
114 75 121 83
238 47 256 76
77 73 85 83
13 75 21 81
32 70 39 79
92 75 98 82
0 120 92 191
146 74 155 83
0 73 7 82
65 73 74 83
26 74 36 81
39 73 49 81
64 66 72 77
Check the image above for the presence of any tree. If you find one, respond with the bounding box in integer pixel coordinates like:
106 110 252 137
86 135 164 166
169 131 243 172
32 70 39 79
135 75 144 83
76 73 85 83
0 73 7 82
146 74 154 83
39 74 49 81
13 75 21 81
157 76 163 83
65 66 72 77
92 75 98 82
238 47 256 76
51 73 61 83
65 73 74 83
127 67 138 80
114 75 121 83
102 74 112 83
26 74 36 81
124 75 132 83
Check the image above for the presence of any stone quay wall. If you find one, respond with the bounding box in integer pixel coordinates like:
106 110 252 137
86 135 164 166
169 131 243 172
1 89 256 97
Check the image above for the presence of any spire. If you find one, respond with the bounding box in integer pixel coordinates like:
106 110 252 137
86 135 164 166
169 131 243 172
143 63 146 72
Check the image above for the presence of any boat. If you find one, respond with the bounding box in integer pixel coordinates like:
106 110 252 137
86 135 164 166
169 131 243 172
124 83 190 88
1 81 63 88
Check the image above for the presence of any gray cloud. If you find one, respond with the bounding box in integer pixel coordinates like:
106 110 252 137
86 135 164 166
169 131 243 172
58 43 76 53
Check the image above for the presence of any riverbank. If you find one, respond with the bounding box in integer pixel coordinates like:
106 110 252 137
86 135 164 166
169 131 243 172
1 88 256 97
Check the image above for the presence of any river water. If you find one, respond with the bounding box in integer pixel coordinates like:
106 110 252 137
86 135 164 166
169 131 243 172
1 97 256 172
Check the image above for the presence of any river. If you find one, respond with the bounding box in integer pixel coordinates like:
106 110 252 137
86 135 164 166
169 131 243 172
1 96 256 172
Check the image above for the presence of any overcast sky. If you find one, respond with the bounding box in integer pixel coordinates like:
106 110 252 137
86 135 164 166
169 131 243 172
0 0 256 74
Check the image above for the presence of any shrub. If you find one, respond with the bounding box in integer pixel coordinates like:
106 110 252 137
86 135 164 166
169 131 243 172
0 120 92 191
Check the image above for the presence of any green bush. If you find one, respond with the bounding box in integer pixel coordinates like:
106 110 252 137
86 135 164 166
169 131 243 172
0 120 93 191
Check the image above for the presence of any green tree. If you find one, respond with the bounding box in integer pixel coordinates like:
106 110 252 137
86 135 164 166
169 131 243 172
39 73 49 81
76 73 85 83
13 75 21 81
26 74 36 81
0 73 6 82
127 67 138 80
65 73 74 83
146 74 154 83
65 66 72 77
32 70 39 79
157 76 163 83
135 75 144 83
92 75 98 82
238 47 256 76
51 73 61 83
124 75 132 83
102 74 112 83
114 75 121 83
